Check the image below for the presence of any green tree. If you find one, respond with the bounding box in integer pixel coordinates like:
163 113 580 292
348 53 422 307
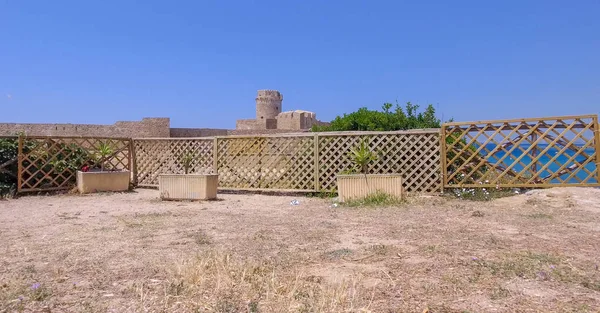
312 101 441 132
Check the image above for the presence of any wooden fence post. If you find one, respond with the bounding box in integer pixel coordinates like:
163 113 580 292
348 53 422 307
129 139 137 186
439 126 447 192
17 136 23 194
314 134 320 192
213 137 219 174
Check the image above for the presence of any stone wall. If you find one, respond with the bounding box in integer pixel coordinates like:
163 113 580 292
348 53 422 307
227 129 310 136
170 128 229 137
276 110 317 130
236 119 262 130
0 118 171 138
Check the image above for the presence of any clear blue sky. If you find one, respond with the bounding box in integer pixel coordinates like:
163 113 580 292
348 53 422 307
1 1 598 128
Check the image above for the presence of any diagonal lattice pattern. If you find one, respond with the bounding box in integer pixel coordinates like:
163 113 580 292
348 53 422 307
134 131 442 193
134 139 214 186
216 136 316 190
442 115 600 188
318 131 442 193
18 137 132 192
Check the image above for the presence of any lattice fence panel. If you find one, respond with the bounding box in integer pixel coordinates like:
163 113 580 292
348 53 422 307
134 139 214 186
442 115 600 188
216 136 316 190
317 131 442 193
18 137 132 192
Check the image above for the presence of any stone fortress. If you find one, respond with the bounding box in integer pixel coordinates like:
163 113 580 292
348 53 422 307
235 90 323 132
0 90 327 138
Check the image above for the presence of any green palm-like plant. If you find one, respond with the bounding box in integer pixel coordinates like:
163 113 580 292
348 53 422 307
347 139 377 174
96 142 113 171
180 152 195 174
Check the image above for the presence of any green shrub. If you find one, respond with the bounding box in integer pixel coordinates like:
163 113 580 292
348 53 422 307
312 101 441 132
0 137 18 197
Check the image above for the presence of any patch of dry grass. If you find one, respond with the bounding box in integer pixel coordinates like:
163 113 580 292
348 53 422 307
134 250 372 312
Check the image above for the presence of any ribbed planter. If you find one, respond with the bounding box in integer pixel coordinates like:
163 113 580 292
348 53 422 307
158 174 218 201
336 174 404 202
77 170 131 194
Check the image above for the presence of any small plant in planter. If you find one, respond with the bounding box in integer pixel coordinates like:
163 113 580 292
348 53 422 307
336 138 404 202
96 141 113 172
158 151 218 201
347 139 378 174
180 152 195 174
76 141 130 194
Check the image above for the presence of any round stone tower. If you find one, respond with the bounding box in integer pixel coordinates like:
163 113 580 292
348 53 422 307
255 90 283 120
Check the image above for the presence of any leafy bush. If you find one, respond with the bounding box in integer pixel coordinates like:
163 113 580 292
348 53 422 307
21 142 92 187
0 137 19 197
312 101 441 132
1 137 98 195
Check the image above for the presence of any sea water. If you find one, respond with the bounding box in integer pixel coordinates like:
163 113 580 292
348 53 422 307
479 144 597 184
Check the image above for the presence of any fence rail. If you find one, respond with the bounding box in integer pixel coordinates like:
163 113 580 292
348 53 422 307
441 115 600 188
133 129 442 193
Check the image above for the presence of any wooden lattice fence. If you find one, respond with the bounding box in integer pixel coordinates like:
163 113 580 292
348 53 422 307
17 136 133 192
133 130 442 193
134 138 214 186
441 115 600 188
216 135 317 191
317 130 442 193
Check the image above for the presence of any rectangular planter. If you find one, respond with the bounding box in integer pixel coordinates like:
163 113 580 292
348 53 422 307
336 174 404 202
77 170 131 194
158 174 218 201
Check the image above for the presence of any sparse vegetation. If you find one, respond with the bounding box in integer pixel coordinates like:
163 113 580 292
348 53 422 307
525 212 553 219
343 191 405 207
446 186 522 201
189 228 212 245
306 190 338 198
158 250 369 312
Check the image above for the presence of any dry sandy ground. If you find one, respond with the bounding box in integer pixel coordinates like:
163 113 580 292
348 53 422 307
1 187 600 312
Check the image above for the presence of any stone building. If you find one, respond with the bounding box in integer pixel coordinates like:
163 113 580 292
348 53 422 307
235 90 324 131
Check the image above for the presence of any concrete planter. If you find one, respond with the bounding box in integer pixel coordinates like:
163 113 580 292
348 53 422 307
336 174 404 202
159 174 218 201
77 170 131 194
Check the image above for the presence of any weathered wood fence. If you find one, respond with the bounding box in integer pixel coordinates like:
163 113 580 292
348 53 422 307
442 115 599 188
3 114 599 195
134 129 443 193
16 136 133 192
